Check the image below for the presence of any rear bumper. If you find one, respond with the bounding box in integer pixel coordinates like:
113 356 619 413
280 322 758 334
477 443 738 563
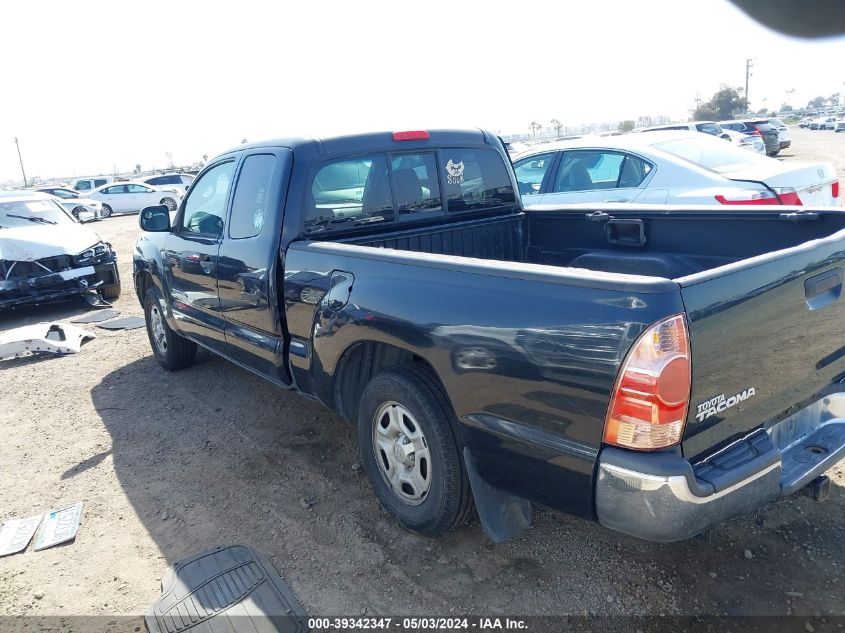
595 393 845 542
779 140 791 149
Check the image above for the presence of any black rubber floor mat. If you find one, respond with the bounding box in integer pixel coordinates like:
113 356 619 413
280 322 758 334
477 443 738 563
72 310 120 324
96 316 146 330
146 545 308 633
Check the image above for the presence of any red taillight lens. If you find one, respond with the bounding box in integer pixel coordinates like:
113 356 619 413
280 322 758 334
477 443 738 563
715 191 779 205
750 125 763 137
773 187 803 205
604 314 691 450
392 130 430 141
833 182 840 198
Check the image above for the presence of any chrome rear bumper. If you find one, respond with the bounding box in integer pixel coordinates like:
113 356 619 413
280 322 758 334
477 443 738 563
595 394 845 542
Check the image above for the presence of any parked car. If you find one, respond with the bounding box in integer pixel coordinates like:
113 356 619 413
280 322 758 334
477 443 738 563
72 176 114 192
767 117 792 150
142 173 195 197
512 132 837 207
134 128 845 543
809 117 836 130
835 120 845 133
641 120 727 137
720 129 766 154
86 181 183 217
719 119 780 155
35 186 105 220
799 117 814 128
0 191 120 307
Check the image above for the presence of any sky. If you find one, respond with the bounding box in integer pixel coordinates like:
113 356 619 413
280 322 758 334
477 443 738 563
1 0 844 183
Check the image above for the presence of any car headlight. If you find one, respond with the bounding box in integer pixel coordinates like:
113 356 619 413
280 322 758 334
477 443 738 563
75 242 111 264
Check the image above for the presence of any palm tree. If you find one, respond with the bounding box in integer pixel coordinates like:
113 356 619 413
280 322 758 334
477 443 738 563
550 119 563 138
529 121 542 141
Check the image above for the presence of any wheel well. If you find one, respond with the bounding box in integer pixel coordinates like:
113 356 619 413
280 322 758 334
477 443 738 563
135 271 152 303
333 342 442 421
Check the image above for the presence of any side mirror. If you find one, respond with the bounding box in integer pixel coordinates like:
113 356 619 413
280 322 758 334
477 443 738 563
139 205 171 232
720 133 731 140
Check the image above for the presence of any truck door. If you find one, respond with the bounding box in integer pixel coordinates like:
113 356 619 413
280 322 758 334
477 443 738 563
217 149 293 386
163 159 237 350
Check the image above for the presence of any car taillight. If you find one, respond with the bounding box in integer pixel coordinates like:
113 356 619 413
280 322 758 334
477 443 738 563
772 187 803 205
392 130 430 141
833 182 840 198
749 126 763 137
715 190 780 205
604 314 691 450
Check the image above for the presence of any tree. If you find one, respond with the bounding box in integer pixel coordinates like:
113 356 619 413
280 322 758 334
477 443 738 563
780 103 794 112
694 86 747 121
756 107 768 115
550 118 563 137
618 120 636 133
830 93 841 107
529 121 542 140
808 96 827 109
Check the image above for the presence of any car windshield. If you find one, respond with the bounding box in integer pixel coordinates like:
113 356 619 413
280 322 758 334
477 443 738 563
653 138 772 174
0 199 73 229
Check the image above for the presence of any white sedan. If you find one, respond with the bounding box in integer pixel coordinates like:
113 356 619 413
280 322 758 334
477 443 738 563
86 181 183 217
512 132 838 207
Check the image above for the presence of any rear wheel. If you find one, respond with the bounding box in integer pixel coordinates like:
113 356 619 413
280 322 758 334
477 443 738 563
358 367 473 536
143 287 197 371
101 204 113 218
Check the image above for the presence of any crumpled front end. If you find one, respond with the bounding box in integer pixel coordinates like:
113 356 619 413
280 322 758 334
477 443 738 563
0 250 119 308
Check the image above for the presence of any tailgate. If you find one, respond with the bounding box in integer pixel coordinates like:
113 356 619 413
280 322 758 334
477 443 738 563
679 228 845 459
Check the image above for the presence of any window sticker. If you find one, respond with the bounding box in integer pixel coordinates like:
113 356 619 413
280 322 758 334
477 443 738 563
446 159 465 185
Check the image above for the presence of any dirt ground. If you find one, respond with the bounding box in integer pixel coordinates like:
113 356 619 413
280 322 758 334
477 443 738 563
1 127 844 624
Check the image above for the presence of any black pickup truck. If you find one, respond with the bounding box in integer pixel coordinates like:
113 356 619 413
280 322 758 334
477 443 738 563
134 129 845 542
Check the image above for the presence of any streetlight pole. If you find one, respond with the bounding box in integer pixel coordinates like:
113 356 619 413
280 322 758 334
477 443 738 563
745 58 754 110
14 137 28 188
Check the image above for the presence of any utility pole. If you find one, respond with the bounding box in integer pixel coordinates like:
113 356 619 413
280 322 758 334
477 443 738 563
745 58 754 110
14 137 28 187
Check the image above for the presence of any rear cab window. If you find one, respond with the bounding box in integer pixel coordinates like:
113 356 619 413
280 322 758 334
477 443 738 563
304 146 516 235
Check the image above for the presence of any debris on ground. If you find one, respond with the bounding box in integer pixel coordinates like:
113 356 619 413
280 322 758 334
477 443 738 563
0 323 95 361
146 545 308 633
96 317 146 331
72 309 121 324
33 502 83 551
0 514 43 557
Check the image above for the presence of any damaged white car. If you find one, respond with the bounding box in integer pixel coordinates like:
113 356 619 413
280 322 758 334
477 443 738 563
0 192 120 308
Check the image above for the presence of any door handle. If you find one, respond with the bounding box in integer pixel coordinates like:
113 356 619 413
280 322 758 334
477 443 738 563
604 197 629 203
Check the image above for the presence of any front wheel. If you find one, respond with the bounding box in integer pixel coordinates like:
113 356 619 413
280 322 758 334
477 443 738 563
358 367 473 536
161 197 177 212
101 204 113 218
143 288 197 371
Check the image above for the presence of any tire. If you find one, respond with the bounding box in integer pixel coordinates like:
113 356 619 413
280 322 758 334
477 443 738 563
72 207 83 220
100 283 121 300
161 197 177 212
101 204 113 218
358 366 473 536
143 287 197 371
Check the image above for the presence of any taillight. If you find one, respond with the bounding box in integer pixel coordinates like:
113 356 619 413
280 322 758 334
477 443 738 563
772 187 803 205
715 191 779 205
604 314 691 450
392 130 430 141
833 182 840 198
749 125 763 137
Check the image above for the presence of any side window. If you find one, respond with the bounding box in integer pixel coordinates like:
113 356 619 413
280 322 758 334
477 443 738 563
513 152 555 196
695 123 720 135
391 153 441 216
180 161 236 236
618 155 653 188
230 154 275 239
306 154 392 233
94 179 108 188
76 181 92 191
127 183 152 193
104 185 127 194
181 175 195 185
441 148 517 212
552 151 624 192
146 176 164 185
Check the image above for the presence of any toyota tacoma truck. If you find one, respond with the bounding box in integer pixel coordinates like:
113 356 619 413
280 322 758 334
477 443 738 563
134 129 845 542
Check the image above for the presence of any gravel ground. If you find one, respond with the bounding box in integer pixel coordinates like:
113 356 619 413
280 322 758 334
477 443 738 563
1 127 844 623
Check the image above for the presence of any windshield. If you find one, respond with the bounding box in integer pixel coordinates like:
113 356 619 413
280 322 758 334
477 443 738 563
0 199 74 229
653 137 773 174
